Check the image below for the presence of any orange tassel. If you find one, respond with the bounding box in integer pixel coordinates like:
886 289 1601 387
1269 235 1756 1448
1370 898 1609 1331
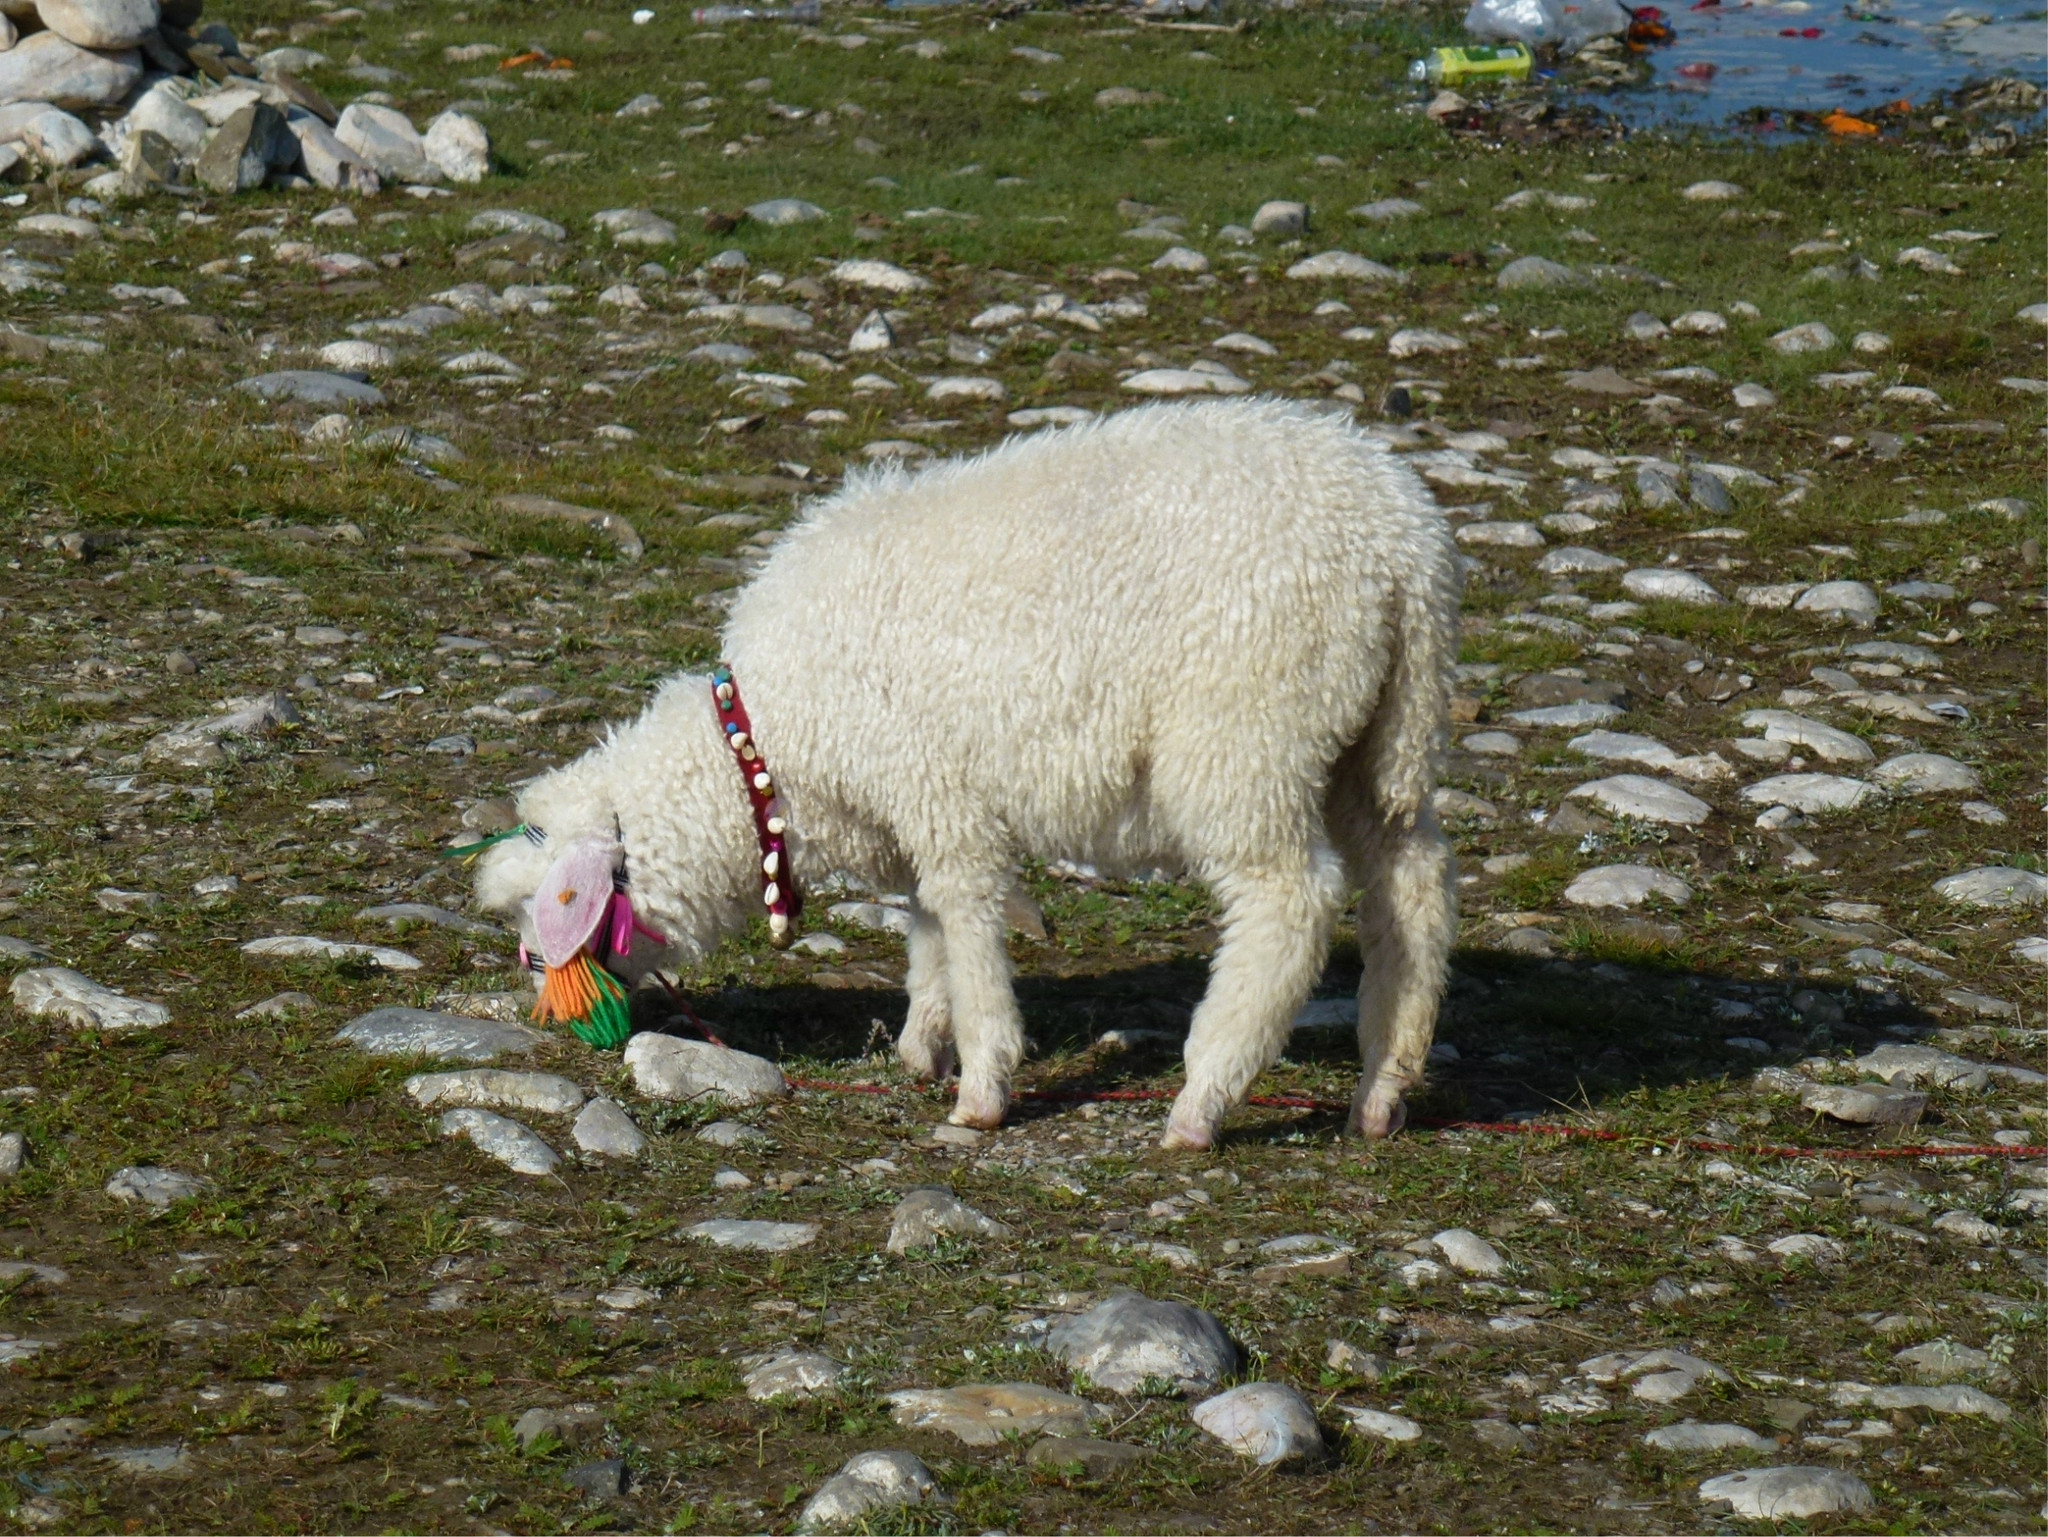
534 952 599 1026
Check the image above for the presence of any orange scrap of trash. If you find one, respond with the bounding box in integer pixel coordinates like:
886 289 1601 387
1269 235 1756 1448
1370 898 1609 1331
1822 108 1879 136
547 57 576 69
499 50 546 69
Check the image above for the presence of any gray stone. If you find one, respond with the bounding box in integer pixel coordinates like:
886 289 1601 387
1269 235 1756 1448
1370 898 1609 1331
748 197 828 226
469 209 566 240
1505 702 1626 729
1800 1081 1927 1127
1351 198 1425 222
513 1405 604 1449
1700 1467 1872 1519
405 1070 584 1116
685 1218 819 1252
145 691 301 767
286 112 381 192
10 967 169 1032
235 992 314 1020
37 0 158 49
1563 864 1692 909
1250 199 1307 236
196 102 283 193
0 936 52 961
1621 568 1723 605
1567 775 1712 826
826 900 913 937
1497 255 1584 290
887 1187 1012 1253
1793 580 1880 624
1537 545 1624 576
1432 1227 1505 1277
1191 1382 1325 1465
1875 754 1982 799
440 1108 559 1175
1471 1419 1532 1454
1285 250 1402 283
242 935 421 970
572 1098 646 1158
422 109 488 182
97 1444 190 1475
105 1165 205 1208
21 1416 90 1447
886 1382 1101 1446
1323 1340 1387 1379
0 31 141 110
1834 1381 2010 1420
233 371 385 408
1646 1421 1775 1453
797 1450 940 1534
1739 710 1875 765
1120 367 1250 397
1768 323 1838 355
1737 774 1874 814
696 1119 772 1148
1026 1436 1151 1476
336 1007 544 1062
1934 866 2048 909
828 258 931 293
1338 1406 1422 1442
1044 1292 1239 1395
0 1133 24 1179
357 903 500 935
1894 1339 1993 1382
592 207 678 246
335 101 435 182
744 1349 845 1401
565 1459 627 1498
624 1033 786 1105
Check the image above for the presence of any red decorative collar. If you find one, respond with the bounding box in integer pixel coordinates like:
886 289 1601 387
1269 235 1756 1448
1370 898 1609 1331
712 664 800 947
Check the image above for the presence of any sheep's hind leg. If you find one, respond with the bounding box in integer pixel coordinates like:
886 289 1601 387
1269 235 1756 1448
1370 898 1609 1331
1162 846 1346 1150
1348 808 1455 1140
896 901 954 1083
919 871 1023 1129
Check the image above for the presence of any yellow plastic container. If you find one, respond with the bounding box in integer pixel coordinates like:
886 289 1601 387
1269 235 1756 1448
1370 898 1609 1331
1407 42 1535 86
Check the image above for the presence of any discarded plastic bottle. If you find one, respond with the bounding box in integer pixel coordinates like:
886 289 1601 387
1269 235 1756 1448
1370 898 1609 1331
691 0 817 21
1407 42 1534 85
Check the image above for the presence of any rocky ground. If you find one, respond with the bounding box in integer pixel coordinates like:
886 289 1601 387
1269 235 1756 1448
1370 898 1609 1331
0 1 2044 1532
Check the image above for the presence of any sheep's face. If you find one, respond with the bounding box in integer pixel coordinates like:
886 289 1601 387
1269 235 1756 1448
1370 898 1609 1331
473 829 673 991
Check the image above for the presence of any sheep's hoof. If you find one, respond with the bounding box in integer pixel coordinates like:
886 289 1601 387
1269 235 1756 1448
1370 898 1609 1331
1159 1120 1213 1152
947 1094 1006 1131
899 1040 955 1083
1348 1087 1408 1140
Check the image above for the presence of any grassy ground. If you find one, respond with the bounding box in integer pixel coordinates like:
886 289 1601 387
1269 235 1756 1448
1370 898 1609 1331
0 0 2043 1531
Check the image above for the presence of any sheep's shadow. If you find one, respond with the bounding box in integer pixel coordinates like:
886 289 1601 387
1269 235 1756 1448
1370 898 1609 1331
637 938 1939 1130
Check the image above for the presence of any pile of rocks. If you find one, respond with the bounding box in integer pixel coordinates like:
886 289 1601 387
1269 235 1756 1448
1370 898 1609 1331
0 0 488 196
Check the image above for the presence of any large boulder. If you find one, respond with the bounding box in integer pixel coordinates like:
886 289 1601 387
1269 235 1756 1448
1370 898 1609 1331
35 0 160 50
334 100 435 182
0 30 142 110
422 108 487 182
284 108 378 193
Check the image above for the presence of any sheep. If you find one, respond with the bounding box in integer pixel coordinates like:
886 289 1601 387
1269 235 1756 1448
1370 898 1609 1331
475 397 1460 1149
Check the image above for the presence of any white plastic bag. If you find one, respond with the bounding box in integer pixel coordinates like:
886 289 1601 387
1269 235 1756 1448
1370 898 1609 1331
1464 0 1628 50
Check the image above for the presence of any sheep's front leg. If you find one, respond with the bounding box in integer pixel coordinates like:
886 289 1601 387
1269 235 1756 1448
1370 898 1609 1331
919 872 1023 1129
896 901 954 1083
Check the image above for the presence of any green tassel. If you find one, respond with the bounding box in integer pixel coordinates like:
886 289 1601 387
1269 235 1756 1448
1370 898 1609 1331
568 964 634 1050
442 824 529 862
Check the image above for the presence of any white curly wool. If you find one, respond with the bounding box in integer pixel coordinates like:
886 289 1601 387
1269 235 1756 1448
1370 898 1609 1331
478 399 1461 1148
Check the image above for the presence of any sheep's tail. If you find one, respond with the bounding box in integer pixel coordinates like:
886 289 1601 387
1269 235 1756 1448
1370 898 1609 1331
1361 530 1459 826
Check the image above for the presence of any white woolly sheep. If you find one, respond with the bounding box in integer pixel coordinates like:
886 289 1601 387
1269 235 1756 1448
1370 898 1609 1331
476 397 1460 1149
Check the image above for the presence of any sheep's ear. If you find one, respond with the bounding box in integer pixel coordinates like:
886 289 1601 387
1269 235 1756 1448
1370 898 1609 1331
474 835 554 915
